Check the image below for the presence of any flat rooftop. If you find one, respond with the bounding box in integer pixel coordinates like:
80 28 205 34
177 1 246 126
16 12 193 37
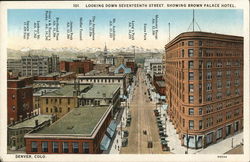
9 115 52 129
29 106 110 136
39 72 75 77
33 88 59 96
43 84 90 97
80 84 120 99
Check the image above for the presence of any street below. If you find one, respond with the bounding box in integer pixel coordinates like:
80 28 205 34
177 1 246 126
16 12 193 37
120 68 170 154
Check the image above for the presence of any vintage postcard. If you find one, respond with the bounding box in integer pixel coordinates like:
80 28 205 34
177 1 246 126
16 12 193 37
0 0 249 162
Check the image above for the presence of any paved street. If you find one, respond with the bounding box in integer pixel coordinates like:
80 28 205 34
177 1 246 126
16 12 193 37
120 68 170 154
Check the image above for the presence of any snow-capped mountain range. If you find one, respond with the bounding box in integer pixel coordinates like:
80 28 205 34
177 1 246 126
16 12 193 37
19 46 164 54
8 46 164 59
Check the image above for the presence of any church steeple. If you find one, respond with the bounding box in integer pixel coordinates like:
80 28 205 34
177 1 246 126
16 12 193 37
104 43 108 55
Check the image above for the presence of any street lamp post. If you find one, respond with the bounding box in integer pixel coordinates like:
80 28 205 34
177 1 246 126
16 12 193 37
186 128 189 154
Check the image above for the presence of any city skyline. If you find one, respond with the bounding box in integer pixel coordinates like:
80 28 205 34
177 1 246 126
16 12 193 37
8 9 243 50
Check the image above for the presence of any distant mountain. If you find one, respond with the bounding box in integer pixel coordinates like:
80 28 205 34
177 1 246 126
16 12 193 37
7 46 164 59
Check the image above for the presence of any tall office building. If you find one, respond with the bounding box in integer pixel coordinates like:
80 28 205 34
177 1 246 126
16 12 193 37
21 55 59 76
165 32 243 149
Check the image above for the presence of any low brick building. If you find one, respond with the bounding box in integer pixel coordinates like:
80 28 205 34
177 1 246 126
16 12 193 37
8 114 52 150
25 105 114 154
39 84 90 119
35 72 76 81
60 59 94 74
153 74 166 96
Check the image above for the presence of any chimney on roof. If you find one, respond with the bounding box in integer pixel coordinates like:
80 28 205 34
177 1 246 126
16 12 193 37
35 120 39 127
19 115 23 122
74 79 76 90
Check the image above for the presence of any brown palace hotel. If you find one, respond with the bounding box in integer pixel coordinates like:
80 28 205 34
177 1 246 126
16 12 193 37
165 32 243 149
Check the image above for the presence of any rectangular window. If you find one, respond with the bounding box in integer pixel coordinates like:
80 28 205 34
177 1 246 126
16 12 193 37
217 71 222 78
216 92 222 99
189 72 194 81
199 71 202 80
199 41 203 46
83 142 89 153
189 120 194 130
188 41 194 46
226 89 231 96
206 71 212 80
206 82 212 91
235 79 239 86
234 109 240 116
199 108 203 115
31 142 38 152
206 94 212 101
234 121 239 132
53 142 59 153
188 61 194 69
188 108 194 115
226 80 231 88
235 70 240 77
217 81 222 89
216 128 222 139
189 96 194 104
72 142 79 153
181 49 185 57
199 120 203 130
216 61 222 67
188 49 194 57
226 70 231 78
226 61 231 66
235 88 240 95
183 119 185 127
206 61 212 68
235 60 240 66
189 84 194 92
42 141 48 152
199 48 203 57
63 142 69 153
226 112 232 120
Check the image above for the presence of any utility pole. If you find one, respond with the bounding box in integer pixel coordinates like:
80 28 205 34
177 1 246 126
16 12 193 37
192 9 195 31
168 22 171 42
186 128 189 154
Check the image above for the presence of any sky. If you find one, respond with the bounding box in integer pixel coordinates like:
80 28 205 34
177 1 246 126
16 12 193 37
8 9 243 50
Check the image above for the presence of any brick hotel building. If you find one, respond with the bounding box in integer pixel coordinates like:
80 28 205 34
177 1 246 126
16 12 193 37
165 32 243 148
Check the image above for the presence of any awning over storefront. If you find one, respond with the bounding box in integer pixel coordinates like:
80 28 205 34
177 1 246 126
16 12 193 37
106 120 117 139
108 120 117 131
100 134 111 151
106 127 115 138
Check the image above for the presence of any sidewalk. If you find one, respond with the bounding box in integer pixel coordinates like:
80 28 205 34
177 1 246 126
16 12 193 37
155 102 243 154
165 114 243 154
109 81 135 154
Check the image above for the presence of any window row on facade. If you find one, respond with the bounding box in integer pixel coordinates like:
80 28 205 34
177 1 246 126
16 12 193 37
181 110 241 130
31 141 90 153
